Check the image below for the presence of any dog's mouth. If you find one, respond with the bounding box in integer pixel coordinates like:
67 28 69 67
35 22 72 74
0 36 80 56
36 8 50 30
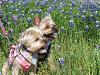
43 33 57 38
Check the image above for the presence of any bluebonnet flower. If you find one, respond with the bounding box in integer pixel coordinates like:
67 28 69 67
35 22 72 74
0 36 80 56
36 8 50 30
91 2 97 11
71 2 76 7
95 21 100 29
69 20 75 27
37 9 42 14
40 1 47 6
95 21 99 25
12 0 16 3
82 10 86 14
94 11 98 17
76 13 80 18
89 15 94 21
95 24 99 29
47 7 54 13
27 17 32 23
52 0 58 4
57 3 64 10
79 6 83 12
81 15 86 21
23 1 27 7
12 15 17 22
58 57 64 65
84 25 89 31
30 9 34 14
89 1 93 9
60 26 66 32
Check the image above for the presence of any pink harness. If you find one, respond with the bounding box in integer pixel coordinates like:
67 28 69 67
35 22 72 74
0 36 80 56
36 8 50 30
8 46 31 72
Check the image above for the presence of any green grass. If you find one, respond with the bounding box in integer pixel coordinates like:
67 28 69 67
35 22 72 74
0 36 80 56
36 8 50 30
0 0 100 75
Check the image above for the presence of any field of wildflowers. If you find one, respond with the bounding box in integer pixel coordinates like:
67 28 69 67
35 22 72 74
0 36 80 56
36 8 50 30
0 0 100 75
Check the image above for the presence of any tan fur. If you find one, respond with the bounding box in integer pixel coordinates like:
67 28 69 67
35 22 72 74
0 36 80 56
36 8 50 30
39 14 57 37
33 14 58 71
2 14 58 75
2 27 47 75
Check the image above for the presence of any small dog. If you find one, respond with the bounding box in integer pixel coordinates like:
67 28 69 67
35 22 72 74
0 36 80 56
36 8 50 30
33 14 58 61
2 27 47 75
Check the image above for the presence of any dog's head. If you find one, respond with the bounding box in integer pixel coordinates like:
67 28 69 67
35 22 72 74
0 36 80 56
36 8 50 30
19 27 47 53
34 14 58 39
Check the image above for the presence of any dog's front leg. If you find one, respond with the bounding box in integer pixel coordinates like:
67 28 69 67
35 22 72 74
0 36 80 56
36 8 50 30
12 67 20 75
12 61 22 75
2 61 9 75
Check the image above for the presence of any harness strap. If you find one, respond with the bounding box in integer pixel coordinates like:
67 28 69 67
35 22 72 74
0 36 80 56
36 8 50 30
15 56 31 72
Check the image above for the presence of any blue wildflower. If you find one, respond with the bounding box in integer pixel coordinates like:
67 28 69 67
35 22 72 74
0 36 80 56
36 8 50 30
37 9 42 14
12 15 18 22
89 15 93 21
57 3 64 10
27 17 32 23
52 0 58 4
95 21 99 25
71 2 76 7
95 24 99 29
12 0 16 3
40 1 46 6
84 25 89 31
81 15 86 21
76 13 80 18
23 1 27 7
47 7 54 13
58 57 64 65
79 6 83 12
82 10 86 14
95 21 100 29
60 26 66 32
30 9 34 14
69 20 75 27
94 11 98 17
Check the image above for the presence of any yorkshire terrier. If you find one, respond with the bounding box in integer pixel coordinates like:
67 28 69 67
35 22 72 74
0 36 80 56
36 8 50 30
2 27 47 75
33 14 58 70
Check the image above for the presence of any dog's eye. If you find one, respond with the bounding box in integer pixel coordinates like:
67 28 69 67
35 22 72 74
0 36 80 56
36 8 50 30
45 26 50 29
35 38 39 41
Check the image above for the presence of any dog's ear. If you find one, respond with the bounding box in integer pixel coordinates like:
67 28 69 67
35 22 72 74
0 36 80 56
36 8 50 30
44 14 55 25
44 14 52 21
33 16 41 26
